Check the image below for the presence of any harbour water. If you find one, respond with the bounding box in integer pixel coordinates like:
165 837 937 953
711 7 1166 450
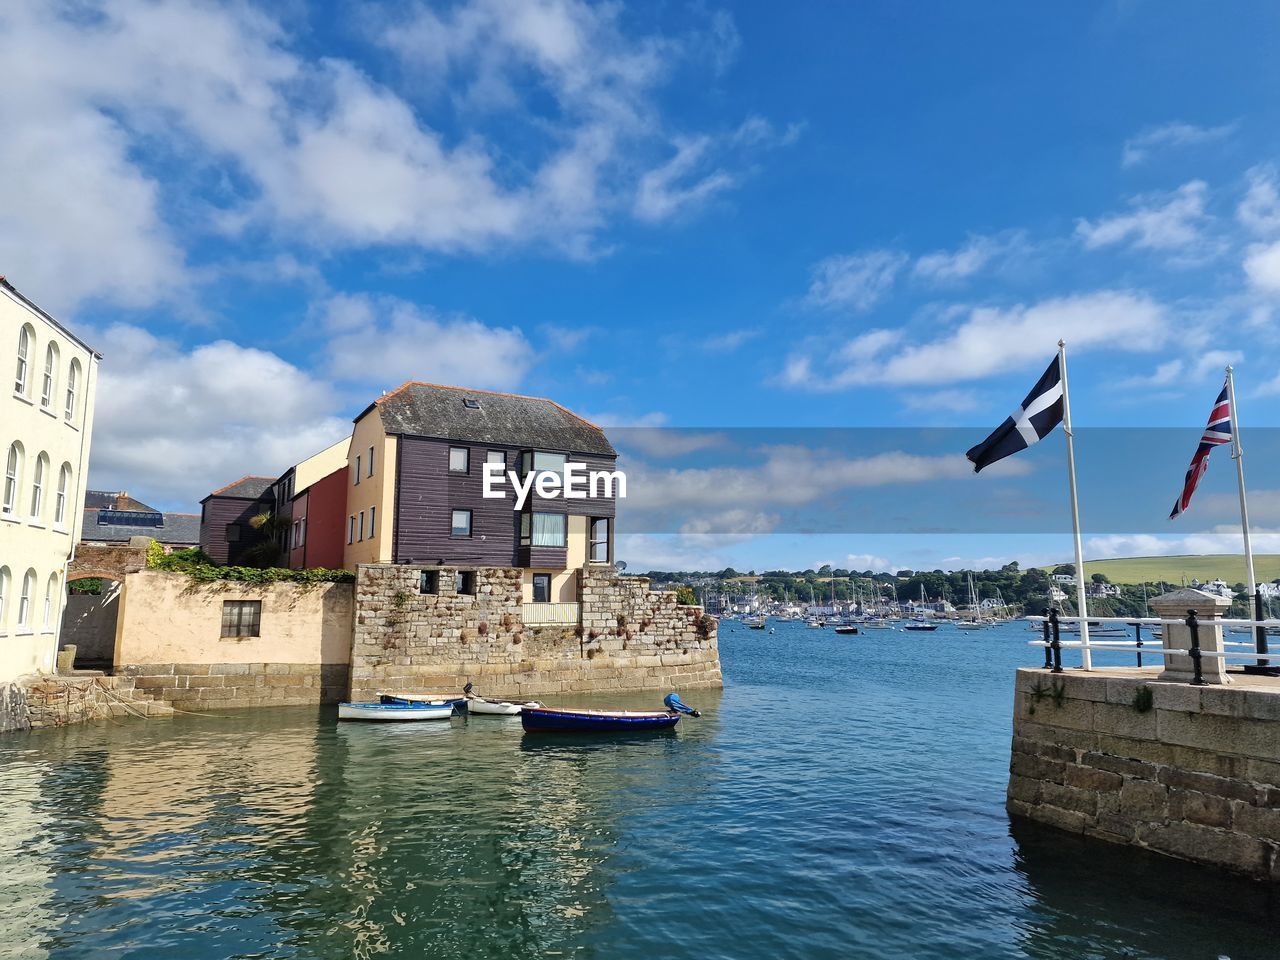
2 620 1277 959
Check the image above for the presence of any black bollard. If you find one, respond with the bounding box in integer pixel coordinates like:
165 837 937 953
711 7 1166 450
1135 622 1143 669
1049 608 1063 673
1042 607 1052 669
1187 610 1205 686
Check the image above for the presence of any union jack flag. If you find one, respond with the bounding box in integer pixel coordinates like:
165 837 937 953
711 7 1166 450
1170 381 1232 519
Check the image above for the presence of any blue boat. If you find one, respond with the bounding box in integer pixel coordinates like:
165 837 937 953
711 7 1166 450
521 693 700 733
379 693 469 715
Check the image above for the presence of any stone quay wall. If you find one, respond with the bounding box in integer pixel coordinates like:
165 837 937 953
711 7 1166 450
349 565 721 700
117 662 350 711
3 675 174 731
1008 667 1280 881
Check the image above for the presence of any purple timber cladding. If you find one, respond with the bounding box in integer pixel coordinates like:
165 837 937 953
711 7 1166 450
392 436 616 566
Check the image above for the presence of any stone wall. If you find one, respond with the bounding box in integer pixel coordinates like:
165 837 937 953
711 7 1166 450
117 662 349 711
349 565 721 700
1008 667 1280 881
0 682 30 733
67 539 149 581
12 675 173 729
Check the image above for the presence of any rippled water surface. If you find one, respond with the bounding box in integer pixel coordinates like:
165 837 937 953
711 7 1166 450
2 621 1278 959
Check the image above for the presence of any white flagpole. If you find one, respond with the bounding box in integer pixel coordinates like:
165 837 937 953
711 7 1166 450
1059 340 1091 669
1226 366 1257 603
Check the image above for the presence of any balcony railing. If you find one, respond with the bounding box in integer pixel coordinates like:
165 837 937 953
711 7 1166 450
521 602 581 626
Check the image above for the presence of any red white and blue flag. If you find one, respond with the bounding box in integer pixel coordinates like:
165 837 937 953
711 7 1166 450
1169 381 1232 519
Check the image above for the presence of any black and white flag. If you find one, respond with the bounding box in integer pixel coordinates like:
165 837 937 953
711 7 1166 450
966 356 1064 473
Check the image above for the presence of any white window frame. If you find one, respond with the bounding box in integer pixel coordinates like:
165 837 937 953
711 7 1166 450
17 569 34 629
54 464 70 528
3 443 21 516
590 517 610 563
0 567 9 632
29 454 45 521
367 445 374 477
14 325 30 396
368 505 376 539
41 343 57 409
43 573 58 631
65 360 79 422
449 447 470 473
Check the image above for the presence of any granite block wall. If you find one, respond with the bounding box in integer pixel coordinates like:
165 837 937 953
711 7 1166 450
1008 667 1280 881
349 564 721 700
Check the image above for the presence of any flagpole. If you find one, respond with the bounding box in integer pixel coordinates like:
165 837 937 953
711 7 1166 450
1226 366 1269 669
1059 340 1092 669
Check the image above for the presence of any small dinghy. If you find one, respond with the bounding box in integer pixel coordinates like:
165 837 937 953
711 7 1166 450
379 692 469 714
338 701 455 722
834 625 859 635
904 621 939 632
463 682 542 716
522 693 700 733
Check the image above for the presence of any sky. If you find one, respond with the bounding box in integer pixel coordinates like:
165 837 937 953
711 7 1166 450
5 0 1280 574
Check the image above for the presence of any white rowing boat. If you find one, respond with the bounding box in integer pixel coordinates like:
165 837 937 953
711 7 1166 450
338 701 454 722
467 696 544 716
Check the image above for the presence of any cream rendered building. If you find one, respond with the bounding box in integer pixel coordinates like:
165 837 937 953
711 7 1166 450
0 279 100 682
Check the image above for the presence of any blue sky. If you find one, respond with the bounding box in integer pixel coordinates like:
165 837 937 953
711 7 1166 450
5 1 1280 573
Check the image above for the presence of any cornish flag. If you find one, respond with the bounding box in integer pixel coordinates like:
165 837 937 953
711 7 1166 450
1169 381 1232 519
966 356 1064 473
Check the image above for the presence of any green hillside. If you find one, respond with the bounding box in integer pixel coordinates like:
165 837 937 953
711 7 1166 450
1040 555 1280 587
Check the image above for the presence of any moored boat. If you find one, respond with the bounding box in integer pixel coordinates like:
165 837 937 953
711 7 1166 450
339 701 455 722
521 693 700 733
380 692 469 714
463 683 542 715
834 625 859 635
904 621 939 632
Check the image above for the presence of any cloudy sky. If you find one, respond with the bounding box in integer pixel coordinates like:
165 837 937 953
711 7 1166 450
5 1 1280 573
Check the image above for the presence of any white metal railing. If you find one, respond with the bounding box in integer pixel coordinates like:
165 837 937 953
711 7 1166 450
521 602 581 626
1027 612 1280 679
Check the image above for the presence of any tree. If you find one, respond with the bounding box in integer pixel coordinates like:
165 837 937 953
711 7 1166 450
1091 573 1109 584
1052 564 1075 576
674 584 697 606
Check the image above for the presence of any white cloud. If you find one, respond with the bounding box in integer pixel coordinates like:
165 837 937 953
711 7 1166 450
1243 240 1280 295
0 0 778 310
782 291 1166 390
703 327 761 351
624 447 1019 515
1237 165 1280 235
1121 121 1235 168
616 533 750 572
633 135 736 222
320 293 534 390
86 324 349 506
899 389 982 414
1076 181 1210 252
1085 529 1280 566
616 429 728 459
844 553 892 572
912 232 1027 283
805 249 908 312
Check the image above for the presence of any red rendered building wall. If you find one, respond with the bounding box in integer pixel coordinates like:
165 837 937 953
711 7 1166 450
290 467 348 570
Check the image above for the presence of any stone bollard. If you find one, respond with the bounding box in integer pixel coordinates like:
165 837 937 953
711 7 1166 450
1151 588 1232 685
56 644 78 675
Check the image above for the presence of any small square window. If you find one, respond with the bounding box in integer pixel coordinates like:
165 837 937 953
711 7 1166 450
451 509 472 537
463 397 481 409
532 573 551 603
449 447 469 473
455 571 476 595
225 523 241 542
221 600 262 638
487 450 505 466
419 571 438 595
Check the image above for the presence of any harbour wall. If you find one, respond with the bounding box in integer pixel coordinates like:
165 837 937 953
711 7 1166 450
349 565 722 700
1008 667 1280 881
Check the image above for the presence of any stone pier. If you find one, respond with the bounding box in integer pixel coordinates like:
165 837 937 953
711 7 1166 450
1008 589 1280 880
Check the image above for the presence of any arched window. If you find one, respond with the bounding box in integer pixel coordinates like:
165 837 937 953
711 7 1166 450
65 359 80 422
41 342 58 408
14 324 32 395
18 569 35 628
30 452 47 520
3 442 22 515
55 464 71 527
43 573 59 630
0 567 9 631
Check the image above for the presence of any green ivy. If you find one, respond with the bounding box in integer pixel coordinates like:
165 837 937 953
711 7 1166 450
148 545 354 585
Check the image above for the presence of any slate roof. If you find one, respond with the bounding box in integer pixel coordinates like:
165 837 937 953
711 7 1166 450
369 382 615 457
81 509 201 545
204 476 276 500
84 490 161 513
